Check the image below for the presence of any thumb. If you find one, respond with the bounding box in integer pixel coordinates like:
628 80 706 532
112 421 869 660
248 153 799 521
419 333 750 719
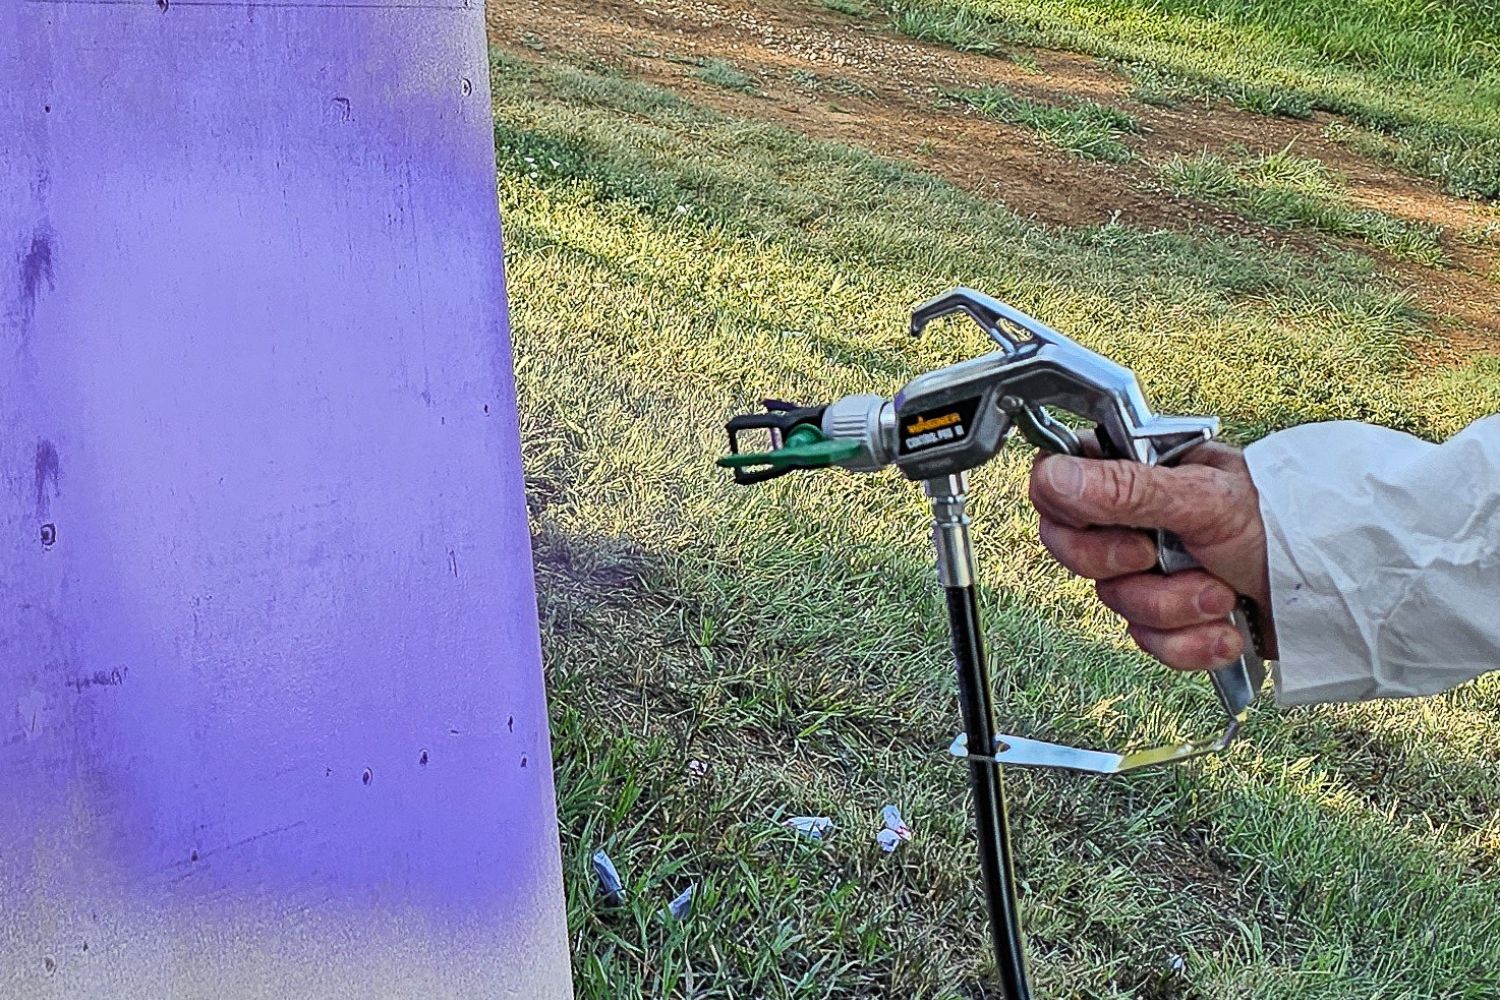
1029 454 1230 541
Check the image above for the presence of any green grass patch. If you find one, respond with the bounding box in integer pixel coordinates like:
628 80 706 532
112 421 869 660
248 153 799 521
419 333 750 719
823 0 871 16
893 5 1005 53
1010 51 1044 75
949 85 1139 161
492 48 1500 999
695 57 758 93
1323 120 1402 163
1122 61 1215 108
1121 60 1313 118
880 0 1500 197
1322 118 1499 201
1457 220 1500 250
1230 83 1313 119
1162 146 1450 266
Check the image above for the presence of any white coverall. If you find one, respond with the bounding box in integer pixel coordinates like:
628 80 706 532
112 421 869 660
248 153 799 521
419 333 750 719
1244 415 1500 706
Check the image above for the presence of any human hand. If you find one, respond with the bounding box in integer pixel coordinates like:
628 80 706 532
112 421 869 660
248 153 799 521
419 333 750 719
1028 442 1276 669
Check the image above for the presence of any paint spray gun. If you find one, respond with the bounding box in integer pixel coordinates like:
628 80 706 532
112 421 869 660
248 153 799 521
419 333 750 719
717 287 1268 997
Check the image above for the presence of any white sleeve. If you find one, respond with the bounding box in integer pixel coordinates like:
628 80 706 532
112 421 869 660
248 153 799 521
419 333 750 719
1243 415 1500 706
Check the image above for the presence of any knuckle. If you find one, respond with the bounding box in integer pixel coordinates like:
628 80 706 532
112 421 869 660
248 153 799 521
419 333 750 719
1174 626 1238 670
1132 626 1177 669
1178 467 1246 544
1185 634 1219 670
1147 588 1184 627
1104 578 1171 628
1157 632 1201 670
1096 463 1151 516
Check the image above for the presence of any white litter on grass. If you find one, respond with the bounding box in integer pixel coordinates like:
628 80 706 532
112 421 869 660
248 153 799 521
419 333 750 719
784 816 835 841
876 804 913 853
591 849 626 906
666 884 696 921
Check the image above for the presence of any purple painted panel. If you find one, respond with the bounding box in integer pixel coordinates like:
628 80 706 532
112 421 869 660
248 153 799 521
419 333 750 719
2 3 571 997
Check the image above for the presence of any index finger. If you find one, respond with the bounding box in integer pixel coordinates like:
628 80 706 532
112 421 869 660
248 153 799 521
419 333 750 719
1029 453 1230 537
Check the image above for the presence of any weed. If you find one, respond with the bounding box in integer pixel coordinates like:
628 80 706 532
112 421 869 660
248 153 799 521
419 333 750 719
1229 83 1314 119
1324 121 1385 153
951 85 1138 161
1011 51 1043 75
1162 147 1449 266
695 57 758 93
892 6 1006 54
823 0 870 15
1122 62 1215 108
1457 221 1500 249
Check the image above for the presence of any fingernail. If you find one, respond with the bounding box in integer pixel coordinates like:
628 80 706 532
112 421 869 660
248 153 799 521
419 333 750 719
1046 458 1084 498
1197 585 1235 617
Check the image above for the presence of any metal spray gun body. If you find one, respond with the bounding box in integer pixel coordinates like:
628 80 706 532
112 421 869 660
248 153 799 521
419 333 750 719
718 287 1268 997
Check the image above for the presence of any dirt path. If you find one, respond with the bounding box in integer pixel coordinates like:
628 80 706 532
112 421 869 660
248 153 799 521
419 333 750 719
489 0 1500 360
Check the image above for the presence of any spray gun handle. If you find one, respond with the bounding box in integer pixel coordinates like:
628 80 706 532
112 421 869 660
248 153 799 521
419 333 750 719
1156 530 1267 718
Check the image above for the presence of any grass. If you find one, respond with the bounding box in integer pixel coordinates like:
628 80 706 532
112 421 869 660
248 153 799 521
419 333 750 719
1457 220 1500 250
949 85 1139 161
880 0 1500 198
893 6 1005 53
1010 51 1044 75
696 57 759 93
1117 60 1312 118
823 0 871 15
1121 62 1215 109
1161 147 1450 266
491 47 1500 1000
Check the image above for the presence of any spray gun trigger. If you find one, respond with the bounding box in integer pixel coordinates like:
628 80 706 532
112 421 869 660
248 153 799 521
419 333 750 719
998 396 1083 456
